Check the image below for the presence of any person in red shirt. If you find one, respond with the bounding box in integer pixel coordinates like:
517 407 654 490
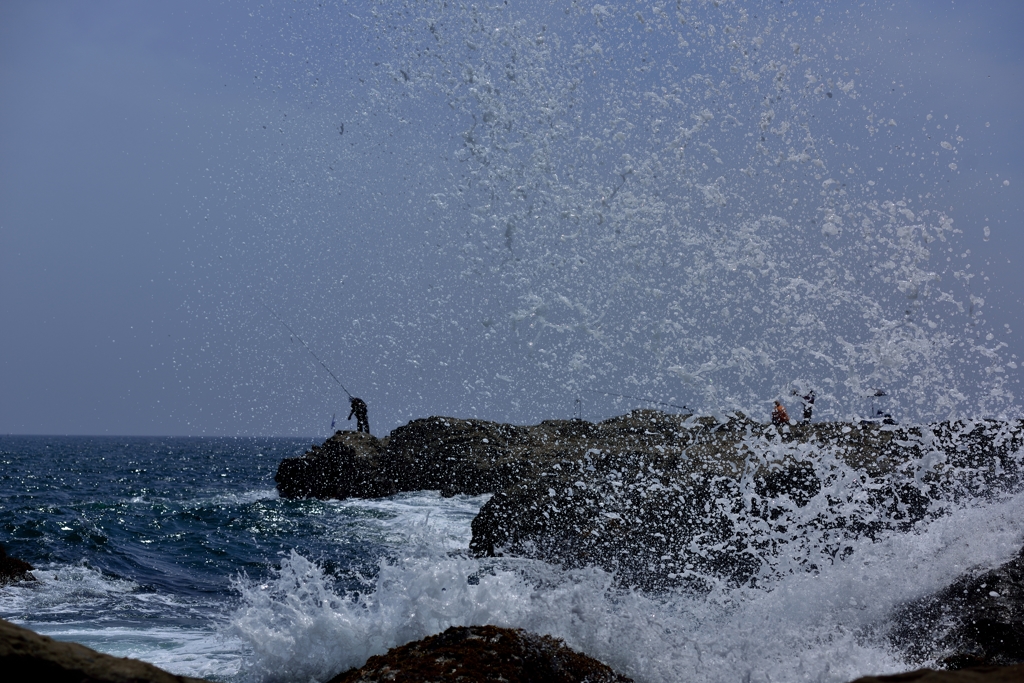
771 400 790 428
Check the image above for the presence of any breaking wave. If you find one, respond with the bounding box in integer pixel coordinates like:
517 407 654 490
229 488 1023 683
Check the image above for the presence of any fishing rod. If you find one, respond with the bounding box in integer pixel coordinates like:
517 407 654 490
585 389 688 411
260 299 353 400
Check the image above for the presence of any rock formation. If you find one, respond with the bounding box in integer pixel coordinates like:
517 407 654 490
276 415 655 500
847 664 1024 683
278 412 1023 590
325 624 632 683
889 547 1024 668
470 414 1024 590
277 412 1024 674
0 544 34 585
0 618 210 683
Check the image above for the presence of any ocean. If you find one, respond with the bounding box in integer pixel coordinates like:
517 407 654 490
3 2 1021 681
0 436 486 680
2 434 1022 683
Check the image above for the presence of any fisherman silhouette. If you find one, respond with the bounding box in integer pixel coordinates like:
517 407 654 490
801 390 815 423
348 397 370 434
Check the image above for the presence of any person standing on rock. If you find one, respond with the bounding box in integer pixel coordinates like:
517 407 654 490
800 389 815 423
348 397 370 434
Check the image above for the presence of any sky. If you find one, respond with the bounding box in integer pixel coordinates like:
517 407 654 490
1 0 1021 436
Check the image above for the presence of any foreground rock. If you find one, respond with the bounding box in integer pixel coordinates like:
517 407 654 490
848 663 1024 683
0 618 209 683
0 544 34 585
890 547 1024 668
326 625 632 683
324 623 1023 683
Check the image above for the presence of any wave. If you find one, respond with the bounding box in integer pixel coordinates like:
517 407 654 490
183 488 282 509
0 563 138 617
1 562 246 680
227 490 1024 683
327 491 491 549
31 622 246 681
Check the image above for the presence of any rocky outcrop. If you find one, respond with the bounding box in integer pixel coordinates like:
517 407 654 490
276 411 909 502
276 415 639 500
325 625 632 683
889 547 1024 669
322 622 1024 683
847 664 1024 683
275 431 394 499
276 412 1023 590
471 414 1024 590
0 618 210 683
0 544 34 585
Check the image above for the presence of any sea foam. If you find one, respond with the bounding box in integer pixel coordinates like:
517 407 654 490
228 489 1024 683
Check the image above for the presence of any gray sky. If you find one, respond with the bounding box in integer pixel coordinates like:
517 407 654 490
1 0 1021 436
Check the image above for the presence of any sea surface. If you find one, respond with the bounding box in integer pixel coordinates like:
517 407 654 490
2 435 1022 683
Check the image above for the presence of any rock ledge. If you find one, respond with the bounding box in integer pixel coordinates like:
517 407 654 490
0 618 209 683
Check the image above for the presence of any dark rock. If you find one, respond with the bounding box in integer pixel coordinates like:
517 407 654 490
275 416 627 502
275 413 1024 591
889 547 1024 668
472 415 1024 590
325 625 632 683
846 663 1024 683
0 617 210 683
275 431 393 500
0 544 34 585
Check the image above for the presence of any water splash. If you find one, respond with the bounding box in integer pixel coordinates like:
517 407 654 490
199 0 1015 434
228 488 1024 683
373 0 1011 420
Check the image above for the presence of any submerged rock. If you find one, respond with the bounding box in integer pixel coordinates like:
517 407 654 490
889 547 1024 668
847 663 1024 683
325 625 632 683
0 618 210 683
0 544 34 585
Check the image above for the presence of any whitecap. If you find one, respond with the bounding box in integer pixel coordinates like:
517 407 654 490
228 490 1024 683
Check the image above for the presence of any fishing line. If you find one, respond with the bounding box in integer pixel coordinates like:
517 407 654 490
585 389 688 411
259 298 353 399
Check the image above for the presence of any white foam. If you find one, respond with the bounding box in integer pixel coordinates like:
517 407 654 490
228 489 1024 683
0 563 137 617
328 491 490 549
183 487 281 508
31 623 246 680
1 563 243 680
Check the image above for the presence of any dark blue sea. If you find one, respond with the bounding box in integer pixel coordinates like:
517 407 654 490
2 435 1022 683
0 436 488 681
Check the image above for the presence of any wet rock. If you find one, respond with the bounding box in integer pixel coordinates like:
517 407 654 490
889 547 1024 668
275 413 1024 590
325 625 632 683
0 617 210 683
847 663 1024 683
275 416 613 502
275 431 392 499
0 544 34 585
472 415 1024 590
